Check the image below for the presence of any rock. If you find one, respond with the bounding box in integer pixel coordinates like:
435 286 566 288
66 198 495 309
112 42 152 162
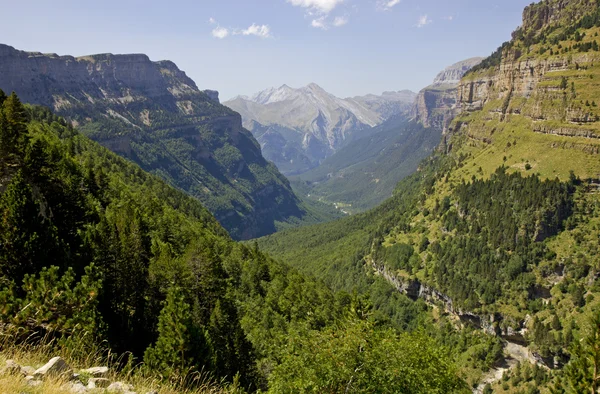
88 377 111 389
21 366 36 376
69 381 88 393
26 378 42 387
107 381 135 393
33 356 72 379
81 366 109 377
1 359 22 376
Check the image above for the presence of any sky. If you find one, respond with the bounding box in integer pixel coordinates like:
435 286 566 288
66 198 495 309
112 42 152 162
0 0 532 100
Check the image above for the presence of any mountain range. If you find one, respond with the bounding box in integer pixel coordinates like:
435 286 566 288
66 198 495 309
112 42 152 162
0 44 334 240
292 57 482 212
224 84 415 175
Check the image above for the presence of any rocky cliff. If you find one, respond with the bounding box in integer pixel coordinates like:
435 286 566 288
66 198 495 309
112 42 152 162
451 0 600 174
0 43 305 240
412 57 483 132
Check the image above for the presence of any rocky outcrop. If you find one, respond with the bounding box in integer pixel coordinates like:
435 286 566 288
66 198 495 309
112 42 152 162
521 0 596 34
413 58 483 132
0 43 304 240
1 358 158 394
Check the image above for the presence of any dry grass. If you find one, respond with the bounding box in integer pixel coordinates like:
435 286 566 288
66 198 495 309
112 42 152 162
0 333 230 394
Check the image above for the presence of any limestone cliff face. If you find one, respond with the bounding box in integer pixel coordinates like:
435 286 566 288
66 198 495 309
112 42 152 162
455 1 600 140
0 44 303 240
521 0 596 33
413 57 483 132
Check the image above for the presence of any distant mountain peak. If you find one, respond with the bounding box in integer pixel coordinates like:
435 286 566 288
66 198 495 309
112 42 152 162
224 84 417 176
432 57 484 85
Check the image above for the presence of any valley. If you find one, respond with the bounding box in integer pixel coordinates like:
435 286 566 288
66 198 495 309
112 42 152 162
1 0 600 393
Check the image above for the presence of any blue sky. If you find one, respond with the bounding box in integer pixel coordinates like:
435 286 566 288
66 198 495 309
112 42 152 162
0 0 532 100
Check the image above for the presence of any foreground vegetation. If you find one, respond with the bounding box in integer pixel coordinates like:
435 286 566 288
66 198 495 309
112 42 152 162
0 90 470 392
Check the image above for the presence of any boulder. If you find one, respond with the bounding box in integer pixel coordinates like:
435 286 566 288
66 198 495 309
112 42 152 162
107 381 134 393
33 356 72 379
69 381 88 393
1 359 21 376
81 366 109 377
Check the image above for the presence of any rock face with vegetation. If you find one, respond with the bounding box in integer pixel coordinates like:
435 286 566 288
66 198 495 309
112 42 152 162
224 83 415 175
413 57 483 132
0 44 306 240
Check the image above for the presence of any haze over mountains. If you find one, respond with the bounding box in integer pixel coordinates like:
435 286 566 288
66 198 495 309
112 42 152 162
290 57 483 212
224 84 415 175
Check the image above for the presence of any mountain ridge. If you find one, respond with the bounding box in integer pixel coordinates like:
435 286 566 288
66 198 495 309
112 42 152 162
224 83 415 175
0 43 310 240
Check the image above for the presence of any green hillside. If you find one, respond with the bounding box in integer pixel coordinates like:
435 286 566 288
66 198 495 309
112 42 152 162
0 91 469 393
0 45 340 240
257 1 600 391
293 117 441 213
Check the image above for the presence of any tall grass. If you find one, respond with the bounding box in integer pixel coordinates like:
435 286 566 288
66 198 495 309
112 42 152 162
0 330 232 394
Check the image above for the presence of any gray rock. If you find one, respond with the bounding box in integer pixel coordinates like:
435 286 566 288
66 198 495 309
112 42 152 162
88 377 111 389
21 366 36 376
26 378 42 387
107 381 134 393
33 356 72 379
69 381 88 393
81 366 109 377
1 359 22 376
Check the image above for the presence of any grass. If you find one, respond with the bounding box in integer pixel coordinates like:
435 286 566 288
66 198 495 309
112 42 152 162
0 334 230 394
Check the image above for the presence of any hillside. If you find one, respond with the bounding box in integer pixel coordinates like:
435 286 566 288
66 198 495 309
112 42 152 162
289 59 480 213
257 1 600 391
0 44 312 240
292 116 441 212
224 84 415 175
0 91 469 393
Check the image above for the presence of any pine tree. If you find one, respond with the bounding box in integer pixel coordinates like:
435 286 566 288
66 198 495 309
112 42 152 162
0 170 48 283
1 92 29 160
144 286 197 378
0 89 6 106
561 312 600 393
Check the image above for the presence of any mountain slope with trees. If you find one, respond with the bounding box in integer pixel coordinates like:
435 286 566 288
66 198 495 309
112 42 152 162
0 44 331 240
257 1 600 391
0 90 468 393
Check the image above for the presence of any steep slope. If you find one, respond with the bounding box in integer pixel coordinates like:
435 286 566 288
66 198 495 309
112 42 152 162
288 59 480 213
0 44 305 240
224 84 415 175
413 57 483 131
293 116 441 212
348 89 417 121
257 1 600 391
0 92 467 393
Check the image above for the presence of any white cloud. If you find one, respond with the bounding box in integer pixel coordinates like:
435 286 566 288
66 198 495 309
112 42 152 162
417 14 432 28
208 17 216 24
287 0 344 14
333 16 348 27
378 0 401 10
442 15 454 21
211 26 230 39
311 17 328 29
240 24 272 38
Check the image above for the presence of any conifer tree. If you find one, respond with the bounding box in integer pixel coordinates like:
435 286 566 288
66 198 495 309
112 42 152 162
0 170 48 283
1 92 28 160
144 286 197 378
